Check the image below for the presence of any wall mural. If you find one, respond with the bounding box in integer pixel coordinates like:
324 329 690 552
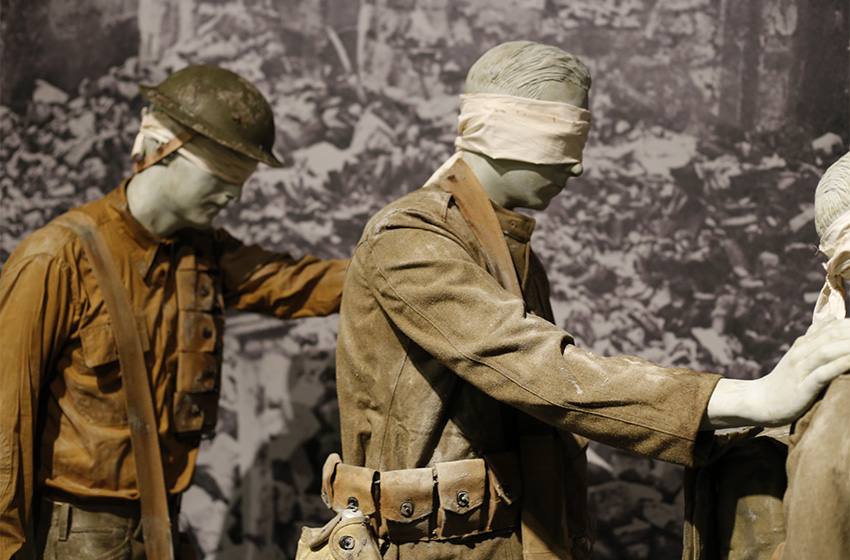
2 0 847 558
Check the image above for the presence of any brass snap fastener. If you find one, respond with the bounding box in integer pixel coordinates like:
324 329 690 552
400 500 415 518
457 491 470 508
338 536 355 550
347 497 359 509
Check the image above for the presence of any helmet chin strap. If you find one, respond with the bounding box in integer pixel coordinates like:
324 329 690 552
132 127 195 175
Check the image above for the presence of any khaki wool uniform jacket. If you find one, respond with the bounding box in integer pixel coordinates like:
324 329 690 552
0 182 347 559
336 175 721 560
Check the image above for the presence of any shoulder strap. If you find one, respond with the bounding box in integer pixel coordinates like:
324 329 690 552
438 162 576 557
437 158 523 298
52 211 175 560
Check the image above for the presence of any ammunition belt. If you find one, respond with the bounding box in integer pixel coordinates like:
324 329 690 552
320 452 523 542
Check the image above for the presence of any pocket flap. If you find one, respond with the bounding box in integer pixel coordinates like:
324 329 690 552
435 459 486 514
332 463 378 515
80 316 151 368
379 468 434 523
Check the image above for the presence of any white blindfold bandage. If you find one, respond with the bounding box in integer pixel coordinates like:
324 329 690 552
454 93 591 165
813 209 850 324
131 108 258 185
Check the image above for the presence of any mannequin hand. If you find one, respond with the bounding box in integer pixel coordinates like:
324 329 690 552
702 317 850 430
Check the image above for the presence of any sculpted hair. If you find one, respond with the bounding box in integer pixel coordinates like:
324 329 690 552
464 40 591 99
815 151 850 239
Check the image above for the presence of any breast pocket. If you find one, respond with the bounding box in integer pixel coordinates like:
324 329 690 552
73 317 152 426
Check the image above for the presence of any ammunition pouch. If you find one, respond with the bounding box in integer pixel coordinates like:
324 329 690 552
320 452 522 542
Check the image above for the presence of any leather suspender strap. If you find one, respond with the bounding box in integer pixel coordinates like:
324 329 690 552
132 128 195 175
52 211 175 560
437 158 523 298
437 159 576 558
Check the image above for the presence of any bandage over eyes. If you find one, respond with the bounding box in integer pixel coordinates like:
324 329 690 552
131 108 258 185
454 93 591 165
813 209 850 324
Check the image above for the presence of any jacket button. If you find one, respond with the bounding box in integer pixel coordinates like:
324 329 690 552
400 501 414 518
190 404 201 416
456 491 470 508
347 497 359 509
202 327 213 338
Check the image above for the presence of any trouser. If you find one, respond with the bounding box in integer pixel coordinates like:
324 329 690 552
16 496 191 560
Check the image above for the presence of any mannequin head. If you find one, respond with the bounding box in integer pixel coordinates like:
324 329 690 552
126 65 279 237
459 41 592 210
815 151 850 239
127 136 245 237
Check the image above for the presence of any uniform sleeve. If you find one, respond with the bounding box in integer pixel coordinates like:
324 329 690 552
218 231 348 318
360 224 720 467
0 253 76 560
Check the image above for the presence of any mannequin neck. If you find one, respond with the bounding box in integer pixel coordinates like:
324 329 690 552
126 166 182 238
460 151 514 209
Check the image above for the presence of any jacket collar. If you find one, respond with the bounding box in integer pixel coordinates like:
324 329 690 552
104 178 171 279
492 203 536 244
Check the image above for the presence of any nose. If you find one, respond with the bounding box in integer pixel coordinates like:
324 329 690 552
222 181 243 203
568 162 583 177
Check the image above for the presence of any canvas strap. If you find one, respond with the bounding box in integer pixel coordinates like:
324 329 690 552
132 127 195 174
437 159 576 558
437 159 523 298
52 211 175 560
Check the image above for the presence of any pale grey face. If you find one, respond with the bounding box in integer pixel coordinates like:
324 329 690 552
163 154 243 229
488 81 589 211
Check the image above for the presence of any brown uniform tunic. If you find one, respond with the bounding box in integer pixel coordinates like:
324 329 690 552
0 182 348 559
336 178 720 559
781 375 850 559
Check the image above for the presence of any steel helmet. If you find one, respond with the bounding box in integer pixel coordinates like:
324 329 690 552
139 65 283 167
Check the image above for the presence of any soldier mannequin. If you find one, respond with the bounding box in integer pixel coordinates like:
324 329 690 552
0 66 348 559
328 41 850 560
774 151 850 559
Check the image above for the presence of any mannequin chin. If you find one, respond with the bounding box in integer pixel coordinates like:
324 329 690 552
127 153 244 237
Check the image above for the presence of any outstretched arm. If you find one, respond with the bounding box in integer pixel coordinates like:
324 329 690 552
701 317 850 429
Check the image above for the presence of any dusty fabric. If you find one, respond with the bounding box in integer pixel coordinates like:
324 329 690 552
131 108 258 184
0 181 347 559
812 209 850 323
682 427 789 560
336 161 720 560
772 206 850 559
454 93 591 165
780 375 850 559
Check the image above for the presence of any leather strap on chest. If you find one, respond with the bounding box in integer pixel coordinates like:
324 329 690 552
438 159 523 298
52 211 175 560
437 159 584 558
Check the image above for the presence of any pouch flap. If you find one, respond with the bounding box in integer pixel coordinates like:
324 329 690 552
177 311 224 353
176 352 221 392
378 468 434 523
332 463 377 515
173 390 219 434
322 453 342 507
435 459 486 514
81 316 151 368
484 452 522 506
176 269 219 311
